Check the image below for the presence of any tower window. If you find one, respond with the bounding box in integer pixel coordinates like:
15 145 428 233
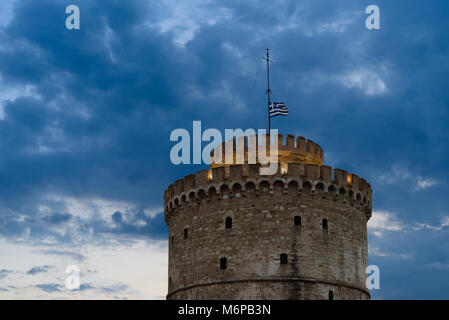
294 216 301 226
280 253 288 265
322 219 328 231
171 236 174 244
225 217 232 229
220 257 227 270
184 228 188 239
328 290 334 300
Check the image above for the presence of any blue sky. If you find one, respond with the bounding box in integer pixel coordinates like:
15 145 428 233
0 0 448 299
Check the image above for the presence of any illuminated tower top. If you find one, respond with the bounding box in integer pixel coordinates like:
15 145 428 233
210 133 324 170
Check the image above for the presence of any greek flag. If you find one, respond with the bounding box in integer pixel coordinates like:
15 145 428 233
269 102 288 117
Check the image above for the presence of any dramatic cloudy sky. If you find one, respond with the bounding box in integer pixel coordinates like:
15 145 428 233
0 0 448 299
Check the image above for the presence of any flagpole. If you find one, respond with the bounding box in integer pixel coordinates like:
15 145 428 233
265 48 271 134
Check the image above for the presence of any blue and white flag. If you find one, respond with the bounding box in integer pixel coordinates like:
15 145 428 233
269 102 288 117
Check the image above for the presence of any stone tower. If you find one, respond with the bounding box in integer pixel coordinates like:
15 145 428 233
164 134 372 299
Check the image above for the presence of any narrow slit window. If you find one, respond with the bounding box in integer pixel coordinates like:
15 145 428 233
294 216 301 226
280 253 288 265
225 217 232 229
171 236 174 244
184 228 188 239
328 290 334 300
220 257 227 270
322 219 328 231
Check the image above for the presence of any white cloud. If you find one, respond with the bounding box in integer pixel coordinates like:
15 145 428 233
377 165 410 184
149 0 233 46
0 1 14 27
303 67 389 96
42 194 161 221
426 262 449 270
412 223 439 231
307 16 356 36
441 216 449 227
415 177 439 190
369 246 388 257
368 245 409 259
412 216 449 231
0 191 167 298
103 25 117 64
377 166 441 192
0 240 167 299
0 81 41 120
368 210 403 237
339 68 387 96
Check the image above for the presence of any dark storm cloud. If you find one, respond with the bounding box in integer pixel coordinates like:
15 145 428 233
0 0 448 298
0 0 188 209
42 213 72 224
26 265 52 275
78 283 94 291
0 269 13 279
98 283 129 294
35 283 62 293
0 215 71 242
104 210 167 239
36 249 86 261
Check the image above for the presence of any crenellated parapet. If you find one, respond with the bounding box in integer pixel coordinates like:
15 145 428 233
164 163 372 223
210 134 324 168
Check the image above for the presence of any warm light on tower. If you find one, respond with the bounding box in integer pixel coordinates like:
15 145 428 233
281 162 288 175
347 174 353 186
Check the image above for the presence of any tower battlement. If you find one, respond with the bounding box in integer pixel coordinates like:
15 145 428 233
164 163 372 223
210 134 323 168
